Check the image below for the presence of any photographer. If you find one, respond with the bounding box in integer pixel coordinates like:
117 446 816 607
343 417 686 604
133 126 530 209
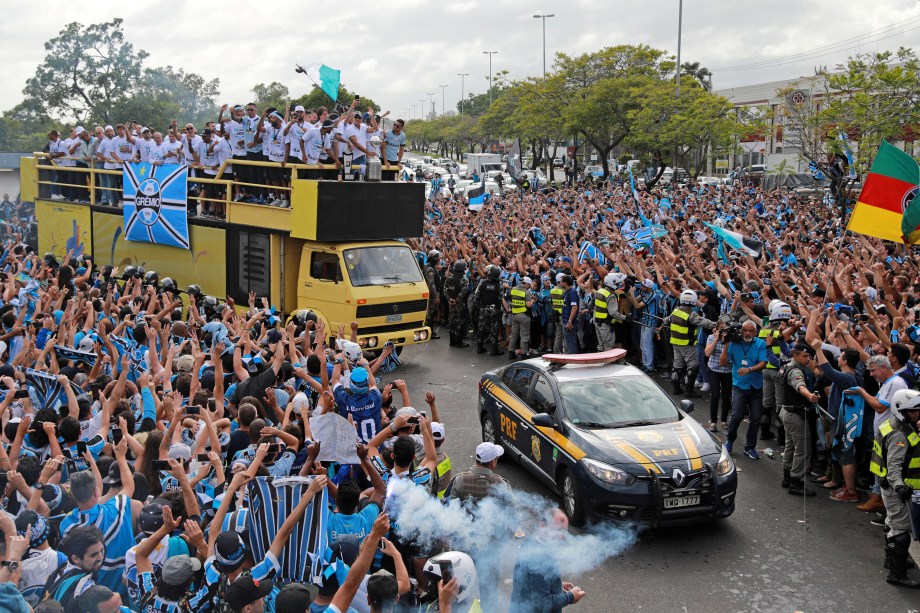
720 319 769 460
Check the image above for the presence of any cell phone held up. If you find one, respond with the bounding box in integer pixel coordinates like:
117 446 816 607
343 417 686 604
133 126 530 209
110 427 123 445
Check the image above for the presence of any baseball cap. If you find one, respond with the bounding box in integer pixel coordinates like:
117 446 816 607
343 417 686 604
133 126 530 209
522 276 533 285
215 530 248 570
555 273 564 284
138 499 168 533
175 354 194 373
394 406 419 419
276 583 319 613
161 555 201 586
476 442 504 463
225 576 274 612
431 422 445 441
367 571 399 605
350 366 369 387
75 126 86 134
102 461 123 486
168 443 192 461
294 105 306 113
78 335 96 352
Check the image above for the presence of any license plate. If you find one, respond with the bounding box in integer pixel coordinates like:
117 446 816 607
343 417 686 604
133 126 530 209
385 314 403 323
664 495 700 509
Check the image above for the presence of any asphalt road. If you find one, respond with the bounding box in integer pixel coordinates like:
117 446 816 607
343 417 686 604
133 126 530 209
394 334 920 613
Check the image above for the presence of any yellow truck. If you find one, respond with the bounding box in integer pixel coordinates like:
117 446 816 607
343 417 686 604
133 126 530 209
22 157 431 352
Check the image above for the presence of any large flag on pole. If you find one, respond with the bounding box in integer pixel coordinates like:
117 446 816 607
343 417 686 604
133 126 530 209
506 139 523 182
467 175 487 212
629 166 651 227
305 64 341 103
847 141 919 243
123 163 190 249
837 131 858 180
704 222 762 258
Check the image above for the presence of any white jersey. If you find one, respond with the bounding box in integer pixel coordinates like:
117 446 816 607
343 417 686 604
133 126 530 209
161 139 184 164
21 547 67 606
264 124 285 162
285 121 306 160
302 128 331 164
345 123 369 159
225 119 248 156
135 138 157 163
202 138 230 176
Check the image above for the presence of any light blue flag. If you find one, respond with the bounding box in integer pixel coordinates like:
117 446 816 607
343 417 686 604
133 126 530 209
630 166 651 227
837 131 858 180
836 389 864 456
704 222 762 258
306 63 341 102
577 241 608 265
122 163 190 249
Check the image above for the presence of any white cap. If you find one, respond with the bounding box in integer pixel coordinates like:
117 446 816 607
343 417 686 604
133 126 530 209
168 443 192 461
642 279 655 289
292 392 310 414
555 273 564 284
475 442 504 463
294 105 306 112
394 406 420 419
78 336 95 352
75 126 86 134
431 422 445 440
522 276 533 286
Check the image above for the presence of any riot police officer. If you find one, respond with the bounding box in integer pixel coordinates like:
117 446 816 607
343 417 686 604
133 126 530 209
550 273 565 353
506 276 534 360
424 249 441 339
594 272 629 351
473 265 503 356
444 260 470 348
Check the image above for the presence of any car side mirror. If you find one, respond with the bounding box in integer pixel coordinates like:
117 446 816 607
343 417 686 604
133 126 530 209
532 412 555 428
680 399 695 414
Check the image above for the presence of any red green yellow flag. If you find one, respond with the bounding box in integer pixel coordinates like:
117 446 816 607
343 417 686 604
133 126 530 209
847 141 919 243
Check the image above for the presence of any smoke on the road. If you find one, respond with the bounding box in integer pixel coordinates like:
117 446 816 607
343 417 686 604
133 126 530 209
384 478 639 577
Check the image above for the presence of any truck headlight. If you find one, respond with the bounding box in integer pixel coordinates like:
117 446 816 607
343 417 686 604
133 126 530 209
715 445 735 477
582 458 635 486
367 336 378 348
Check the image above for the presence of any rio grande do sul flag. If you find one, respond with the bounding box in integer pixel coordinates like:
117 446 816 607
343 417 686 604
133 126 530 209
847 141 919 243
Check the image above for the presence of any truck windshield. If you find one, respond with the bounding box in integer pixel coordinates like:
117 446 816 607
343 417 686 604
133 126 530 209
343 246 425 287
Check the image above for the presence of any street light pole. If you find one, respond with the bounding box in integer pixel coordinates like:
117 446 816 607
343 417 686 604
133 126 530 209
676 0 683 98
412 105 417 120
426 93 435 119
483 51 498 105
439 84 448 117
533 13 555 81
457 73 469 116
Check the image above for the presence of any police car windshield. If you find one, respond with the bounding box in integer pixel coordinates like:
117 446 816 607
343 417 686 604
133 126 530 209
343 246 425 287
559 375 680 428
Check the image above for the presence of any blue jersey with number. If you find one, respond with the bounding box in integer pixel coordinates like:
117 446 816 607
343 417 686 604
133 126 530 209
333 383 383 443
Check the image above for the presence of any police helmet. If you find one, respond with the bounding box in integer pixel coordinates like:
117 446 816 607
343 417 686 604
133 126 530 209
144 270 159 286
423 551 479 605
679 289 698 306
186 284 203 298
135 266 146 278
428 249 441 262
891 388 920 421
43 253 57 267
453 260 468 275
769 302 792 322
203 295 219 308
604 272 626 290
122 265 138 280
488 265 501 281
160 277 177 292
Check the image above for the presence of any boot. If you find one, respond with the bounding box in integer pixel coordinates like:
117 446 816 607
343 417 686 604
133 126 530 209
787 478 816 497
857 494 885 512
672 369 685 395
684 368 701 398
885 536 896 570
886 533 920 588
455 334 469 348
476 341 486 354
448 332 457 347
781 469 791 489
508 351 516 361
490 344 502 357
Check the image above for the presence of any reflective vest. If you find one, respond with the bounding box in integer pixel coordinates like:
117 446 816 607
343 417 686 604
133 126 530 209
759 327 782 369
594 288 613 321
510 287 527 314
870 416 920 489
436 452 453 499
669 307 696 346
550 286 564 314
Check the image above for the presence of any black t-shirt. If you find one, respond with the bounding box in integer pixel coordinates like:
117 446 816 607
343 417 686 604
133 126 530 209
225 429 250 466
231 365 277 405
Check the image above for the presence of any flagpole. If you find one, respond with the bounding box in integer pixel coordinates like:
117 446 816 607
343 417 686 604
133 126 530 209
294 64 346 109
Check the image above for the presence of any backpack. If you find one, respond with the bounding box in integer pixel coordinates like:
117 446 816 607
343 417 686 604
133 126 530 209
43 565 93 612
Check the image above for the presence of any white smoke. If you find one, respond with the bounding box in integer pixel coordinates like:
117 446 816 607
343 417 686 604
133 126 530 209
383 478 639 577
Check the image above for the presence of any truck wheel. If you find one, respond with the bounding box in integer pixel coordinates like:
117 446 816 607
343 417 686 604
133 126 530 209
559 467 586 527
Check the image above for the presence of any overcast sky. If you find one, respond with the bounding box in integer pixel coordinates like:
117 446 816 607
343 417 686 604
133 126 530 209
2 0 919 123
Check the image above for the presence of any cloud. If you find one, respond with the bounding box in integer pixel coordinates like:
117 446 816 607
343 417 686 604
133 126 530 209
1 0 919 122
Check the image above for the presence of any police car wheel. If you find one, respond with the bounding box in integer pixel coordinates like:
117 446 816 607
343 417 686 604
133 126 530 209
560 468 586 527
480 413 505 462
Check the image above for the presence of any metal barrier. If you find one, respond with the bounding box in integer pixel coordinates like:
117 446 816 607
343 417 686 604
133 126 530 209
31 153 401 216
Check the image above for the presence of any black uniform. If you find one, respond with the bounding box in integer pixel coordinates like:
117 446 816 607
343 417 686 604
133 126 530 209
474 277 503 355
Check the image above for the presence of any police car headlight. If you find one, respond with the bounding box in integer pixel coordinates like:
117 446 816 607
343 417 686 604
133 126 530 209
716 445 735 477
582 458 635 486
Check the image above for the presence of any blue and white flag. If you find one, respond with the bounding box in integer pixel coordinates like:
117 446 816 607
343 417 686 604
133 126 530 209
123 163 190 250
704 222 762 258
467 176 487 211
623 224 667 252
108 334 148 379
835 390 865 456
837 131 858 180
629 166 651 227
25 368 88 411
53 345 97 367
247 476 329 584
577 241 608 266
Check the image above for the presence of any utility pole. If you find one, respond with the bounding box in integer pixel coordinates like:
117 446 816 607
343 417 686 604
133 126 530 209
673 0 683 171
483 51 498 105
439 84 448 116
533 13 555 81
457 73 469 116
426 93 435 119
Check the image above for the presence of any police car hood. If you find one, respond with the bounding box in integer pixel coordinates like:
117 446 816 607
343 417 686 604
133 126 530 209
584 418 721 475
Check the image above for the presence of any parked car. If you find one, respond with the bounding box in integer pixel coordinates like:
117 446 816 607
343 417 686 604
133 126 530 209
553 158 564 168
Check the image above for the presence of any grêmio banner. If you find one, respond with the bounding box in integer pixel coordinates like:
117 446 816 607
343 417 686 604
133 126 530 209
122 162 190 249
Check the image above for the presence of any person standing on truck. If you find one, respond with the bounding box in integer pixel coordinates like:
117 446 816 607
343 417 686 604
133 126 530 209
383 119 406 176
218 104 251 202
424 250 442 339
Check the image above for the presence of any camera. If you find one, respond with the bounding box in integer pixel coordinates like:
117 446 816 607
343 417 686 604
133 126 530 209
722 323 744 343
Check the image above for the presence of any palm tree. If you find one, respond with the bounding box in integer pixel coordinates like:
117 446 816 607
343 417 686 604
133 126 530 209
680 61 713 91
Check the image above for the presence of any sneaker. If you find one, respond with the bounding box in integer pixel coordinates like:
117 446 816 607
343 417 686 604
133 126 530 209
708 422 719 433
743 447 760 460
869 514 887 528
695 380 704 389
830 489 859 502
700 383 710 392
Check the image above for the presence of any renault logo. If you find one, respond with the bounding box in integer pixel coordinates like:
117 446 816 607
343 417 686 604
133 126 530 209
392 304 400 313
671 467 686 487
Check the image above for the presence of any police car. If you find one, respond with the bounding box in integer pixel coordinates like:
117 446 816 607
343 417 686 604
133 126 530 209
478 350 737 526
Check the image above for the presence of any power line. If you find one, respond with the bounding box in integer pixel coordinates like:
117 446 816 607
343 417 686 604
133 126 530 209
715 15 920 71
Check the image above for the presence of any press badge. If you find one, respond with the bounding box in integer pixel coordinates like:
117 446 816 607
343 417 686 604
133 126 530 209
741 360 749 367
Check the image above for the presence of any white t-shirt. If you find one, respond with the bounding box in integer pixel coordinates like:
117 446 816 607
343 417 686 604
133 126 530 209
135 137 157 163
182 134 203 164
21 547 67 606
345 123 369 159
264 123 285 162
202 138 230 176
57 139 77 167
333 123 349 157
874 373 909 432
98 137 117 169
225 119 248 156
113 136 134 165
285 121 306 160
302 128 330 164
161 139 183 164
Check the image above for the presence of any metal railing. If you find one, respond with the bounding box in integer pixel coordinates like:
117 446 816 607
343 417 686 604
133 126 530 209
31 153 401 214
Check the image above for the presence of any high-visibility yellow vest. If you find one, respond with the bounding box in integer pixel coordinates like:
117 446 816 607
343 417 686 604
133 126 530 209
870 417 920 489
759 327 782 369
550 286 564 314
594 288 612 321
669 307 695 346
510 287 527 314
436 455 453 499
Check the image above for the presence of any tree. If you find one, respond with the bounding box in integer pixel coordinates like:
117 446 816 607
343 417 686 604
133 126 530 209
291 85 379 117
250 82 290 112
22 19 148 124
680 61 712 91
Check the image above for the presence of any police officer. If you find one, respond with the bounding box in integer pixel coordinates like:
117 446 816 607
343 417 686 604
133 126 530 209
664 289 717 397
871 389 920 588
759 301 791 442
424 249 441 339
594 273 631 351
443 442 511 505
506 276 534 360
550 273 565 353
473 265 503 356
777 343 819 496
444 260 470 348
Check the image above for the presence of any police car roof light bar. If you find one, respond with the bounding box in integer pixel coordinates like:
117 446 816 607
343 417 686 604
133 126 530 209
542 349 627 367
